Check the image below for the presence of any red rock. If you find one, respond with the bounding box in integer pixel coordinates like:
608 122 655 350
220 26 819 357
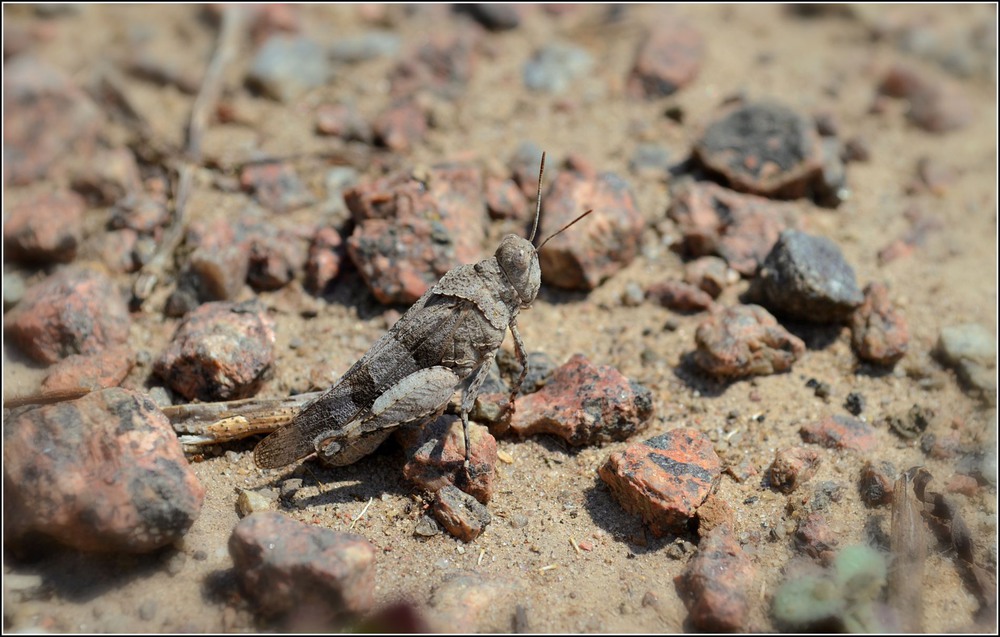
694 304 805 378
859 460 896 507
431 485 492 542
944 474 979 497
851 282 909 366
485 176 529 221
676 524 753 632
510 354 653 446
396 415 498 504
240 162 314 213
627 19 704 98
108 194 170 235
245 223 312 291
794 512 837 563
694 493 734 538
3 57 102 185
769 447 821 493
69 147 141 205
799 414 877 453
3 267 131 364
3 190 85 263
96 228 143 273
668 180 798 276
315 103 371 142
305 226 344 293
154 300 276 401
372 99 428 151
878 64 973 133
41 344 135 393
229 512 376 621
683 255 736 298
598 428 721 537
537 169 644 291
3 388 204 552
920 431 964 460
646 279 714 312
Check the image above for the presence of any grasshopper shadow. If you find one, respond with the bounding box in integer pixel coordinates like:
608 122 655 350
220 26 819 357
289 445 413 510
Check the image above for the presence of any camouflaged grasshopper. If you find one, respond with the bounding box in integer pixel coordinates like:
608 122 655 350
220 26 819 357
254 153 591 469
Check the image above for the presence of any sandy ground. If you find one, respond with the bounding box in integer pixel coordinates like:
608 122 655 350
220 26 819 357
2 3 997 633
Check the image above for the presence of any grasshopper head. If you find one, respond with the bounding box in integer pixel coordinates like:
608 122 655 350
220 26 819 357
496 234 540 307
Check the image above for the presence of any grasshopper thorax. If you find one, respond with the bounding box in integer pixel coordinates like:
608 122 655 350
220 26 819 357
496 234 541 308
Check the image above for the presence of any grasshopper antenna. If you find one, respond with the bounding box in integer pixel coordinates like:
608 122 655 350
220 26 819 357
528 152 546 244
537 209 594 250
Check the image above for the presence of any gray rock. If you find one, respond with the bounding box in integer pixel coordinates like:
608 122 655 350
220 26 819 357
248 36 330 102
523 43 593 93
936 323 997 402
328 31 400 63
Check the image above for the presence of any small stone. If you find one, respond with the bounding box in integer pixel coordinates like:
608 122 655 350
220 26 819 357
3 266 131 364
935 323 997 401
843 136 871 163
920 431 965 460
769 447 821 493
621 281 645 307
944 474 979 497
305 226 344 294
693 304 805 378
694 493 734 538
668 180 798 276
414 515 441 537
683 256 737 299
794 512 837 563
850 282 910 367
328 30 400 63
496 349 558 397
41 344 135 394
315 102 372 142
154 300 276 401
389 33 476 98
884 404 936 440
428 572 519 633
236 489 275 517
598 428 721 537
396 415 498 504
693 101 824 200
523 42 593 93
454 4 522 31
372 99 428 152
724 458 759 484
509 354 654 446
240 162 314 214
911 156 956 195
628 144 672 177
109 194 171 235
3 190 85 264
646 279 714 312
69 147 142 206
878 63 973 133
537 169 644 291
3 269 26 309
229 512 376 620
859 460 896 507
432 485 492 542
3 388 204 552
749 229 863 323
627 19 704 98
485 177 529 221
843 392 865 416
166 218 251 313
676 525 753 632
799 415 877 453
247 36 329 102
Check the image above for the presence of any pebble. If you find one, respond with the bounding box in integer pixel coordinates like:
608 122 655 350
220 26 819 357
859 460 896 507
676 525 753 632
3 190 85 263
414 515 442 537
495 349 557 396
431 485 492 542
537 169 644 290
240 162 315 214
428 572 519 633
3 266 131 364
799 414 876 453
794 512 838 564
850 282 910 367
523 42 593 93
236 489 275 517
109 193 171 234
389 33 476 98
683 256 737 298
372 98 428 152
328 30 400 63
245 223 311 291
628 144 672 177
878 63 973 133
154 300 276 401
229 512 376 620
40 344 135 394
305 226 344 294
454 4 522 31
693 304 806 378
395 415 498 504
626 19 704 98
749 229 863 323
693 101 824 200
621 281 645 307
843 392 865 416
509 354 654 446
646 279 714 313
883 404 936 440
3 56 102 185
246 35 330 102
315 102 372 142
935 323 997 402
3 388 204 552
667 180 798 276
769 447 821 493
598 428 721 536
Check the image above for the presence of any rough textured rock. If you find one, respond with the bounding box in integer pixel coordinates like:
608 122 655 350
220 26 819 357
396 415 498 504
667 180 798 276
794 512 838 563
694 101 825 199
240 162 315 213
769 447 821 493
878 63 974 133
154 300 276 401
41 344 135 393
3 190 86 263
677 524 754 632
749 229 863 323
315 102 372 142
684 256 737 298
694 304 805 378
432 485 492 542
229 512 376 621
485 176 529 221
850 282 909 366
859 460 896 507
3 388 204 553
646 279 715 313
627 19 704 98
509 354 654 446
372 98 428 151
3 267 131 365
537 169 644 291
799 414 877 453
598 428 721 536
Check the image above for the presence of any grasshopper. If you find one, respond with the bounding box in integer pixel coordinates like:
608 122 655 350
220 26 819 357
254 153 591 470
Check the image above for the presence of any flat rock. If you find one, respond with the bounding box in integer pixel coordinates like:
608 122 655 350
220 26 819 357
646 279 714 313
936 323 997 403
41 343 135 393
694 101 824 199
431 485 492 542
154 300 276 401
694 304 805 378
244 222 312 292
627 19 704 98
396 415 498 504
3 190 85 263
667 180 798 276
769 447 821 493
676 524 754 632
799 414 877 453
538 169 643 291
850 282 909 366
229 512 376 621
3 266 131 364
509 354 653 446
598 428 721 536
749 229 863 323
3 388 204 552
246 35 329 102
